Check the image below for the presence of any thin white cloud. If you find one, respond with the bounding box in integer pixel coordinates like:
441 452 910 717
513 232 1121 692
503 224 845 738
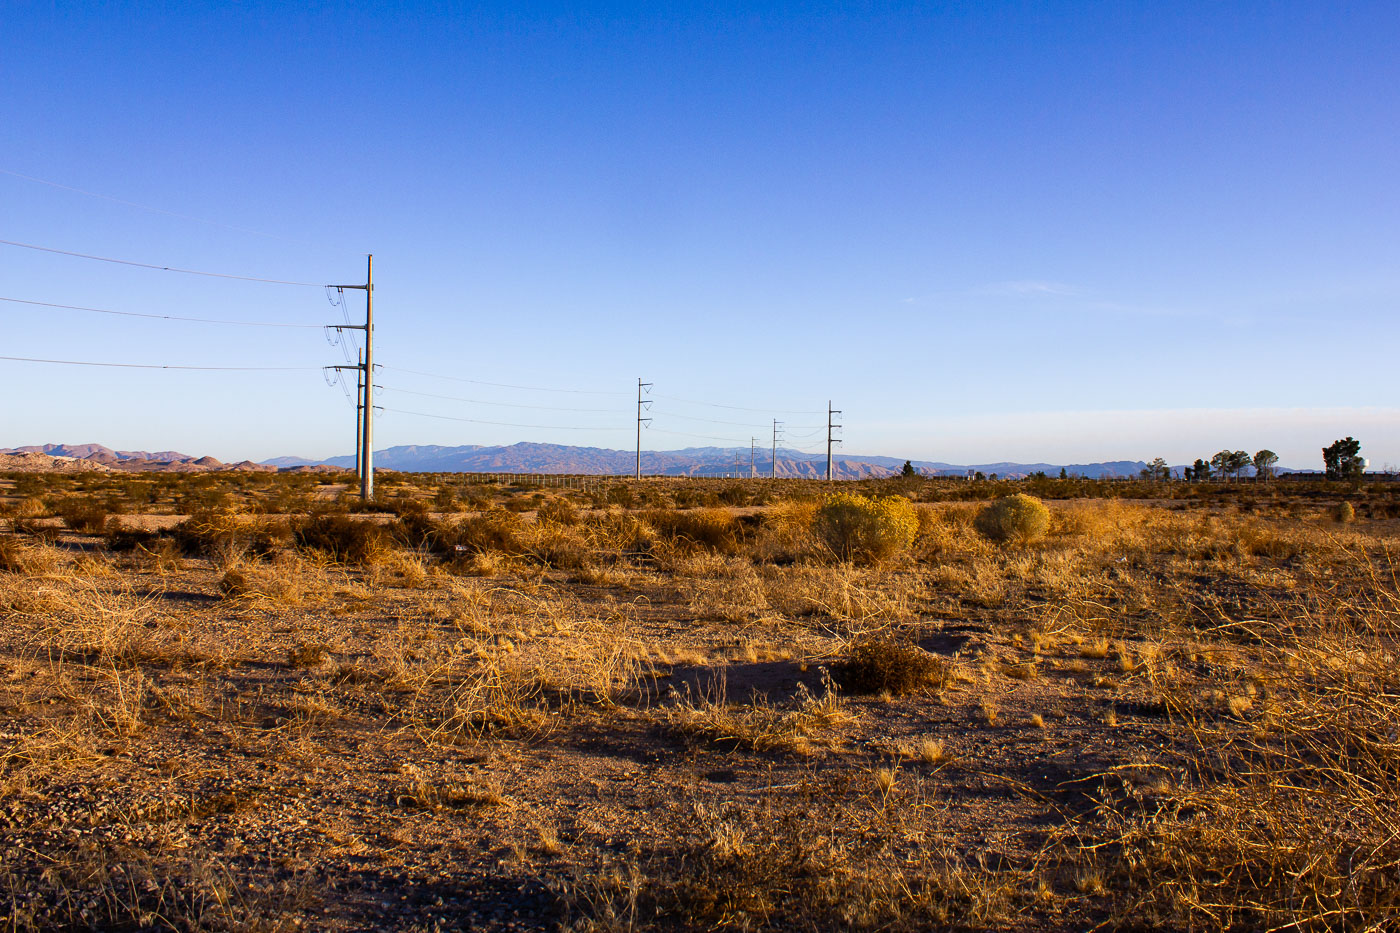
971 280 1080 297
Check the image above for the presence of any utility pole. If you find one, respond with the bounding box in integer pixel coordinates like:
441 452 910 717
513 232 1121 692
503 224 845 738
771 420 783 479
361 256 374 500
325 258 374 499
826 400 842 482
636 378 652 480
354 348 364 480
750 437 758 478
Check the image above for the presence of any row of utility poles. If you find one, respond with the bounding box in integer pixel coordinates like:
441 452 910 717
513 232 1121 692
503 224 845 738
634 377 843 481
327 286 848 503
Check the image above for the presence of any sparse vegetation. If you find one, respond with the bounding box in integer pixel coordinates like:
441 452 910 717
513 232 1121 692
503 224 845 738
0 468 1397 930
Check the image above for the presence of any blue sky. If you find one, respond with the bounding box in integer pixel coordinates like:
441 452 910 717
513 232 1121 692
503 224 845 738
3 2 1396 467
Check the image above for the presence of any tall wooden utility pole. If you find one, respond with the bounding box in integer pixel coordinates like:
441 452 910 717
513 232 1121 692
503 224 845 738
635 378 652 480
750 437 758 478
826 400 842 482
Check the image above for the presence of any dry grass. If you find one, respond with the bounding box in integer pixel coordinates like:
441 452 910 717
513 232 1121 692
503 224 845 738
0 472 1396 930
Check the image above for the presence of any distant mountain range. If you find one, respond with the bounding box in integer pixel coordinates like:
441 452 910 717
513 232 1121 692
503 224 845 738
264 442 1154 479
15 441 1315 480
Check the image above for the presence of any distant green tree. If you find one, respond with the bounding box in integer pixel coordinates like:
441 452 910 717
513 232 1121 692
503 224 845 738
1142 457 1170 481
1323 437 1364 481
1252 449 1279 481
1190 458 1212 482
1058 467 1067 480
1226 450 1252 480
900 460 916 478
974 471 986 481
1210 450 1232 480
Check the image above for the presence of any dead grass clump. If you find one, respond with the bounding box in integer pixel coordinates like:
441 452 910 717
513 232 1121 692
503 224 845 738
644 508 740 552
0 845 310 932
437 508 526 557
536 497 581 525
54 498 111 534
753 499 821 563
664 673 849 754
832 639 950 695
0 535 59 575
974 494 1050 544
560 799 1019 930
396 776 504 811
292 514 390 565
171 511 292 559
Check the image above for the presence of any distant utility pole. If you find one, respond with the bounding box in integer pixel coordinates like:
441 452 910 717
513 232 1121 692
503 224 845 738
750 437 758 478
636 378 652 480
771 419 783 479
826 400 842 482
327 255 374 499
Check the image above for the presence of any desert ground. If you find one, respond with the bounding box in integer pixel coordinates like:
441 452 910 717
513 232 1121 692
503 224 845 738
1 470 1396 931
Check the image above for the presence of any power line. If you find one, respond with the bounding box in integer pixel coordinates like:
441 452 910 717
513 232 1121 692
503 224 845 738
653 392 822 415
0 295 324 328
382 365 629 397
380 386 618 413
0 354 318 371
0 167 315 245
650 409 823 430
0 238 325 287
650 427 748 444
381 406 629 431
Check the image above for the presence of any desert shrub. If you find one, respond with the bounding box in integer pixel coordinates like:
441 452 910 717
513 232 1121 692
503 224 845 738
54 498 111 534
831 639 949 695
1334 501 1355 523
973 494 1051 544
521 522 593 570
754 499 820 563
170 512 292 559
536 497 580 526
293 514 390 564
0 535 58 575
585 512 658 552
813 493 917 562
2 496 47 534
430 508 526 557
644 508 740 552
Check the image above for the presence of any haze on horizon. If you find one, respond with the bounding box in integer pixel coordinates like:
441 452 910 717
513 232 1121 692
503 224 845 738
3 2 1396 470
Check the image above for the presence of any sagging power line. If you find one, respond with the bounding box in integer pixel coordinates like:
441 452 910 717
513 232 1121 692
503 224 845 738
0 238 327 286
0 295 325 328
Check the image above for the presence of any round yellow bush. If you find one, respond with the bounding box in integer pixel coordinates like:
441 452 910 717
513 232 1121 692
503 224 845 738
974 494 1051 544
814 493 917 562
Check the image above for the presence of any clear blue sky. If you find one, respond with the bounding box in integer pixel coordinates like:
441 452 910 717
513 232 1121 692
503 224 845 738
4 2 1396 468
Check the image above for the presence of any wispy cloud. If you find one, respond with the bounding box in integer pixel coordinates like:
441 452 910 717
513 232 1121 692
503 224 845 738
971 280 1081 298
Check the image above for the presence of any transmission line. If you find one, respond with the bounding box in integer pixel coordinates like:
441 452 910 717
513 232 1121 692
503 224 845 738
380 386 618 413
653 392 822 414
381 406 629 431
0 354 319 371
0 295 324 328
0 167 314 244
0 238 325 286
382 365 628 396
